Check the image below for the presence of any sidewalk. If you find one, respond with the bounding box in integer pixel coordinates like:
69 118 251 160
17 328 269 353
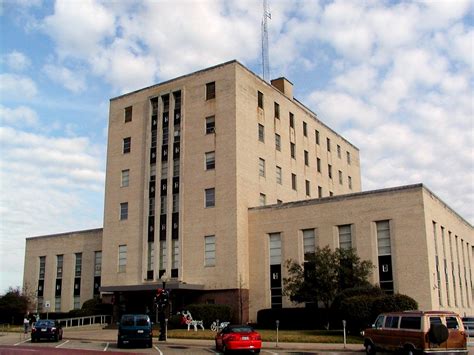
63 325 364 352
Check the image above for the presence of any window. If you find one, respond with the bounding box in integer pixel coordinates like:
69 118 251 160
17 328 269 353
446 316 459 329
275 133 281 151
124 106 132 123
206 81 215 100
205 115 215 134
318 186 322 198
400 316 421 330
276 166 282 184
330 191 334 196
348 176 352 190
328 164 332 179
274 102 280 118
147 242 154 271
55 297 61 312
347 151 351 165
277 199 283 204
338 225 352 250
205 151 215 170
338 170 343 185
326 138 331 152
173 159 180 176
290 142 296 158
73 296 80 310
258 91 264 109
39 256 46 279
259 158 266 177
377 220 391 255
159 241 167 271
161 161 168 179
385 316 399 328
94 251 102 277
305 180 311 196
205 188 215 208
172 193 179 213
269 233 282 265
123 137 131 154
75 253 82 277
303 122 307 137
315 130 320 145
121 169 130 187
289 112 294 128
172 239 179 270
149 197 155 216
291 173 297 190
304 150 309 166
337 145 341 158
118 245 127 272
303 229 316 257
317 158 321 173
205 236 216 267
120 202 128 220
56 255 63 278
259 193 266 206
160 196 167 215
258 124 265 142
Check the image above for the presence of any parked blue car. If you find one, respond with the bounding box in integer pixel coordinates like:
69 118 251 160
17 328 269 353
117 314 153 348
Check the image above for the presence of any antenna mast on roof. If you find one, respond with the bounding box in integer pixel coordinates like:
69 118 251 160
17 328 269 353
261 0 271 82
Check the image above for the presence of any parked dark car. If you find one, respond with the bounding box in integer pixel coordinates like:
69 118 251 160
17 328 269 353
215 324 261 354
31 319 63 342
462 317 474 337
117 314 153 348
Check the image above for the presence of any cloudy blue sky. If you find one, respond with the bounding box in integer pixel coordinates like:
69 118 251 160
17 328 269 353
0 0 472 293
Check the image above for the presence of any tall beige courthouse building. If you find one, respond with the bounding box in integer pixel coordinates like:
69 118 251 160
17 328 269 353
23 61 473 321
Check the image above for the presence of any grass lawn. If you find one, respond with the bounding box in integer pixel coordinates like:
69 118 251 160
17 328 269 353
166 328 363 344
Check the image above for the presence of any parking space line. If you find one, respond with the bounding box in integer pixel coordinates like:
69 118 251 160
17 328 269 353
154 345 163 354
55 339 69 348
104 342 109 351
262 351 279 355
13 338 30 346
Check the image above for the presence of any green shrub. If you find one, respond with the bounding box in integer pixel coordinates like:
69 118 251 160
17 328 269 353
372 294 418 319
184 304 232 328
257 307 329 330
81 298 112 316
339 295 374 332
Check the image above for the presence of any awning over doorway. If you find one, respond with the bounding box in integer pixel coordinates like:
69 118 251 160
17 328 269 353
100 281 204 293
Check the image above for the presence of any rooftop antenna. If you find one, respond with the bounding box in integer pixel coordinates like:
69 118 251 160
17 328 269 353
261 0 271 82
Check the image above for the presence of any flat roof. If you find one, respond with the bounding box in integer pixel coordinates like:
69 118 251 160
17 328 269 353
26 227 103 241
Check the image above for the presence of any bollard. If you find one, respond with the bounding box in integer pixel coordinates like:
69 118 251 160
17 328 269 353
276 320 280 348
165 319 168 342
342 320 347 349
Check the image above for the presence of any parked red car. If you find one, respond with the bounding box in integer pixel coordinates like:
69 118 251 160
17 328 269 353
215 324 262 354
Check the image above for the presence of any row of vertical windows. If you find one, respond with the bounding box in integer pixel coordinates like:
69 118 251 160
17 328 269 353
257 92 353 165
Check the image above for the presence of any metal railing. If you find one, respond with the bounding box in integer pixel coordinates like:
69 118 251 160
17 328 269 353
56 315 111 328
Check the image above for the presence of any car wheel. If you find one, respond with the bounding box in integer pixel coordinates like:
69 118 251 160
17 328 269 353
222 344 227 354
54 334 59 342
31 337 35 343
148 339 153 348
365 342 376 355
253 350 261 354
117 338 123 348
404 346 415 355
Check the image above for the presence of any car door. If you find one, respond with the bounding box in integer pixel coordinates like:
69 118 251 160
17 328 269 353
445 316 466 350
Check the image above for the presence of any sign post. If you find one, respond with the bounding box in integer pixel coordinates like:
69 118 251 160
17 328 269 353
44 301 51 319
276 320 280 348
342 320 347 349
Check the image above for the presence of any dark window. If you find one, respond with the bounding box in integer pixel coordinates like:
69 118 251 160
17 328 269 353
304 150 309 166
318 186 322 198
205 188 215 208
400 316 421 330
275 133 281 151
446 316 459 329
205 116 215 134
328 164 332 179
384 316 399 328
258 91 264 109
205 151 215 170
206 82 215 100
124 106 132 122
120 202 128 220
430 317 442 325
315 130 320 145
123 137 131 154
317 158 321 172
303 122 307 137
258 124 265 142
290 143 296 158
305 180 310 196
291 173 297 190
337 144 341 158
327 137 331 152
274 102 280 118
289 112 294 128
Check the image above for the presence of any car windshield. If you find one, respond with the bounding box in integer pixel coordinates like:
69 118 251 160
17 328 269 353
36 320 54 327
121 315 135 326
136 316 149 326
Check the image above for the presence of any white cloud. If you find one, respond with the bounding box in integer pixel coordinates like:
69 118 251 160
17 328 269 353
0 105 38 127
43 64 87 93
3 50 31 71
0 73 37 100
